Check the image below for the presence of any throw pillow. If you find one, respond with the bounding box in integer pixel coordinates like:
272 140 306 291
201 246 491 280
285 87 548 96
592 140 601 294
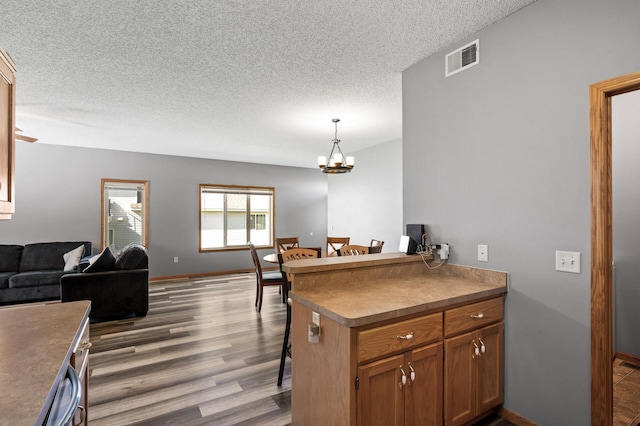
83 247 116 273
63 245 85 272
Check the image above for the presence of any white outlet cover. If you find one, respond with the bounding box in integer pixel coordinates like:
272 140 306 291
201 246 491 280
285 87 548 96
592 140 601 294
478 244 488 262
555 251 581 274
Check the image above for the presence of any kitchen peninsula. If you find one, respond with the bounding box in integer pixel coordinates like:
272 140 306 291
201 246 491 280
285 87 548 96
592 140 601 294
283 252 508 425
0 301 91 425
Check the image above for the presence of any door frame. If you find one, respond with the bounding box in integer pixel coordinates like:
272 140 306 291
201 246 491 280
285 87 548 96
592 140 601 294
590 70 640 425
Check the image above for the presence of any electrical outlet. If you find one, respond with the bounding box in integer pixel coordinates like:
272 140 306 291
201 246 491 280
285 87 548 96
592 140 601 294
478 244 488 262
173 256 179 263
555 251 580 273
312 311 320 326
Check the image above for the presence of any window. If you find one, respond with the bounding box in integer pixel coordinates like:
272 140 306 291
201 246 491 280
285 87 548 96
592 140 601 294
199 184 274 251
101 179 149 251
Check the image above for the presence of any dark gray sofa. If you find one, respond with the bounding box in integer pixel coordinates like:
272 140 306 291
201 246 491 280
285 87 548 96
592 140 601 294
0 241 92 305
61 243 149 320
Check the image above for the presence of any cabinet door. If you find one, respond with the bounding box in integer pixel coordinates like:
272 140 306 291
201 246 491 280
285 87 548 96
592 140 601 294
405 343 442 426
444 330 475 426
358 353 405 426
0 48 16 219
476 322 503 414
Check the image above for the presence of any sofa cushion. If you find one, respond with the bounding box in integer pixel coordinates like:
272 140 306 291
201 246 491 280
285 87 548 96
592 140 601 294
20 242 92 272
115 243 148 270
9 270 67 288
0 245 23 272
0 272 16 289
83 247 116 273
63 245 85 272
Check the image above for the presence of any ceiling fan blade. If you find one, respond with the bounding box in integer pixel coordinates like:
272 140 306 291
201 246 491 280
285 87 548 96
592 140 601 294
15 127 38 143
16 133 38 143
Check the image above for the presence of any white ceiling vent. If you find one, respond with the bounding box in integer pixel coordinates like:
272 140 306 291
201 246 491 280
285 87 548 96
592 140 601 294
445 39 479 77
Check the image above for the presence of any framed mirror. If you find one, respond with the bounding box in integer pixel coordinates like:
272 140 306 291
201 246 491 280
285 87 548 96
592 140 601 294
101 179 149 252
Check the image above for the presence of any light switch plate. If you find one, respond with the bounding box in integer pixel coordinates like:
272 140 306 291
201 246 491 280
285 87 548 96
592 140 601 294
555 251 581 273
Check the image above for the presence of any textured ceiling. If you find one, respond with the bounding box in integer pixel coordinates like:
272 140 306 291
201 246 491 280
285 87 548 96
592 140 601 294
1 0 536 168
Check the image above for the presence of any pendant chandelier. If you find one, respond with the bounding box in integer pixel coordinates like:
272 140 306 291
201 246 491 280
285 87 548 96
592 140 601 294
317 118 354 174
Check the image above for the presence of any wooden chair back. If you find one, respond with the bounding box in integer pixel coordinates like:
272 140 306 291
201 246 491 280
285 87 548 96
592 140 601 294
278 248 320 290
249 242 263 274
326 237 350 256
369 239 384 254
276 237 299 253
370 239 384 247
338 244 370 256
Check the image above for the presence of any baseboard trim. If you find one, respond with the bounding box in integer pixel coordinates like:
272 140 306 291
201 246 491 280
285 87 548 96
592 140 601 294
615 351 640 368
150 268 255 282
498 407 539 426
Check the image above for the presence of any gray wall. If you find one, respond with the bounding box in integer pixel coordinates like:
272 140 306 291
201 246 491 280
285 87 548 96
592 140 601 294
328 139 403 252
0 142 328 278
613 90 640 357
402 0 640 423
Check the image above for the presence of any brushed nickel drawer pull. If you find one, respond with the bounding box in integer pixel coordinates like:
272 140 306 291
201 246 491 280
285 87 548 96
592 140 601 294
396 332 414 340
470 312 484 319
80 341 92 352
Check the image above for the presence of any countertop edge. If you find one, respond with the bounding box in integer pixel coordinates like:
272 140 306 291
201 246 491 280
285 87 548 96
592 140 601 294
291 286 507 328
36 301 91 426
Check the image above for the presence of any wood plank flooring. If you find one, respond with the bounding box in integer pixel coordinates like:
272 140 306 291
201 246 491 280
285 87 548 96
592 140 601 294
88 274 292 425
614 358 640 426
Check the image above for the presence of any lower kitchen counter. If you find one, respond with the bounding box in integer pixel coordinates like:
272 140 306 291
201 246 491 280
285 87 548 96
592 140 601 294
0 300 91 425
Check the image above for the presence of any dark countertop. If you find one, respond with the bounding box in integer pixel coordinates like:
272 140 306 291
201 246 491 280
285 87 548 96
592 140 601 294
0 301 90 425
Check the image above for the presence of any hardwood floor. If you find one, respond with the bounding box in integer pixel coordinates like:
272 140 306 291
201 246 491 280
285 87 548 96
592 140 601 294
614 358 640 426
88 274 292 425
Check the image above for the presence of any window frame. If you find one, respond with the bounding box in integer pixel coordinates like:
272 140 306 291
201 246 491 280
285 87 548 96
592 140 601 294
199 184 275 252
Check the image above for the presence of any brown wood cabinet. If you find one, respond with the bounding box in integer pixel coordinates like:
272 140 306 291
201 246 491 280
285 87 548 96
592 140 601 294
292 296 504 425
358 342 443 426
444 299 504 425
0 46 16 220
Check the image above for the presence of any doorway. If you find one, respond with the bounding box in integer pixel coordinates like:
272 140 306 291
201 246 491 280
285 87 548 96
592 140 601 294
590 71 640 425
101 179 149 252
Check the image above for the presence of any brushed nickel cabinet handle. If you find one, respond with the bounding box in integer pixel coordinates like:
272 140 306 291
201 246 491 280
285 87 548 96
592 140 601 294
470 312 484 319
472 340 481 358
396 332 414 340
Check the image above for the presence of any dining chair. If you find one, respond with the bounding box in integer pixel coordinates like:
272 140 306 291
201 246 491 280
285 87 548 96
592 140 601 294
249 242 284 313
277 247 320 386
276 237 300 253
337 244 370 256
370 239 384 248
369 239 384 254
326 237 350 256
369 245 383 254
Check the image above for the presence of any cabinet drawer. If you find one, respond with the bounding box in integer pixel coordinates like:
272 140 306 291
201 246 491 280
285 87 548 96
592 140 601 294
444 297 503 337
71 318 91 376
358 313 442 362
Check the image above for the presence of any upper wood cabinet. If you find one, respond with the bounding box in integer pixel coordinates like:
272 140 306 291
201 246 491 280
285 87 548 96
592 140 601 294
0 46 16 220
